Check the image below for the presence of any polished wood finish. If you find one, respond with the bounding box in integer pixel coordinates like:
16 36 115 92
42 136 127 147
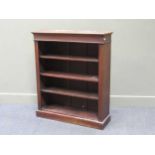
98 44 111 121
33 30 112 129
41 87 98 100
40 71 98 83
36 105 111 129
34 41 42 109
40 55 98 63
33 30 112 44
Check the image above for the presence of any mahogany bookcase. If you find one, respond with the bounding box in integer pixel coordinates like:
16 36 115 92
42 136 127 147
33 30 112 129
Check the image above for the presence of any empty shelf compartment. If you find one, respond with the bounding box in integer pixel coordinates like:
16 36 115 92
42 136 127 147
41 87 98 100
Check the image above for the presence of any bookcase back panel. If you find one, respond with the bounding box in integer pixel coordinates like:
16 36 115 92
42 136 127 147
39 41 98 58
42 93 98 112
40 60 98 75
41 77 98 93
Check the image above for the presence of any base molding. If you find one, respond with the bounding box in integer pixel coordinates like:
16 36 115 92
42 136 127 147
111 95 155 106
0 92 37 104
36 110 111 129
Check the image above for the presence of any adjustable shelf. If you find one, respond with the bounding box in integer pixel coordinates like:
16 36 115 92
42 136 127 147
40 105 98 124
41 87 98 100
40 71 98 82
33 30 112 129
40 55 98 63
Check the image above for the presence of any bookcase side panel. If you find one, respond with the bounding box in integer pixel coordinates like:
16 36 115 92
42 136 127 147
34 41 43 109
98 43 111 121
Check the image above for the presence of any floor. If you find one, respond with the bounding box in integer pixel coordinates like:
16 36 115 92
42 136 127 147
0 103 155 135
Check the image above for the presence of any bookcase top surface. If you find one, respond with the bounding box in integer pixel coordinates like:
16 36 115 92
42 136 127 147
32 30 113 35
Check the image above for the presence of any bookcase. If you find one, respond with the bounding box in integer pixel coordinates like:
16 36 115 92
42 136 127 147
33 30 112 129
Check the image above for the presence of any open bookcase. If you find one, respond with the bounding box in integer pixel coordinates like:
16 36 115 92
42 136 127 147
33 30 112 129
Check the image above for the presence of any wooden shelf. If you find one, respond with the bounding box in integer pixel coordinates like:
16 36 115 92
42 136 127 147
41 105 98 120
41 87 98 100
40 55 98 63
40 71 98 83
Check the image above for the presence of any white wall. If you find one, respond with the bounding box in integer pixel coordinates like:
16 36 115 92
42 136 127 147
0 19 155 106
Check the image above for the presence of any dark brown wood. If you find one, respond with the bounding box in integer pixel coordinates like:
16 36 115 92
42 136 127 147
36 105 111 129
40 55 98 63
33 34 111 44
33 30 112 44
33 30 112 129
41 87 98 100
43 105 98 120
34 41 42 109
40 71 98 83
98 44 111 121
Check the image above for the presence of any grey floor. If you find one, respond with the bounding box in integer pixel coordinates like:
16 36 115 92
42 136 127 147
0 103 155 135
